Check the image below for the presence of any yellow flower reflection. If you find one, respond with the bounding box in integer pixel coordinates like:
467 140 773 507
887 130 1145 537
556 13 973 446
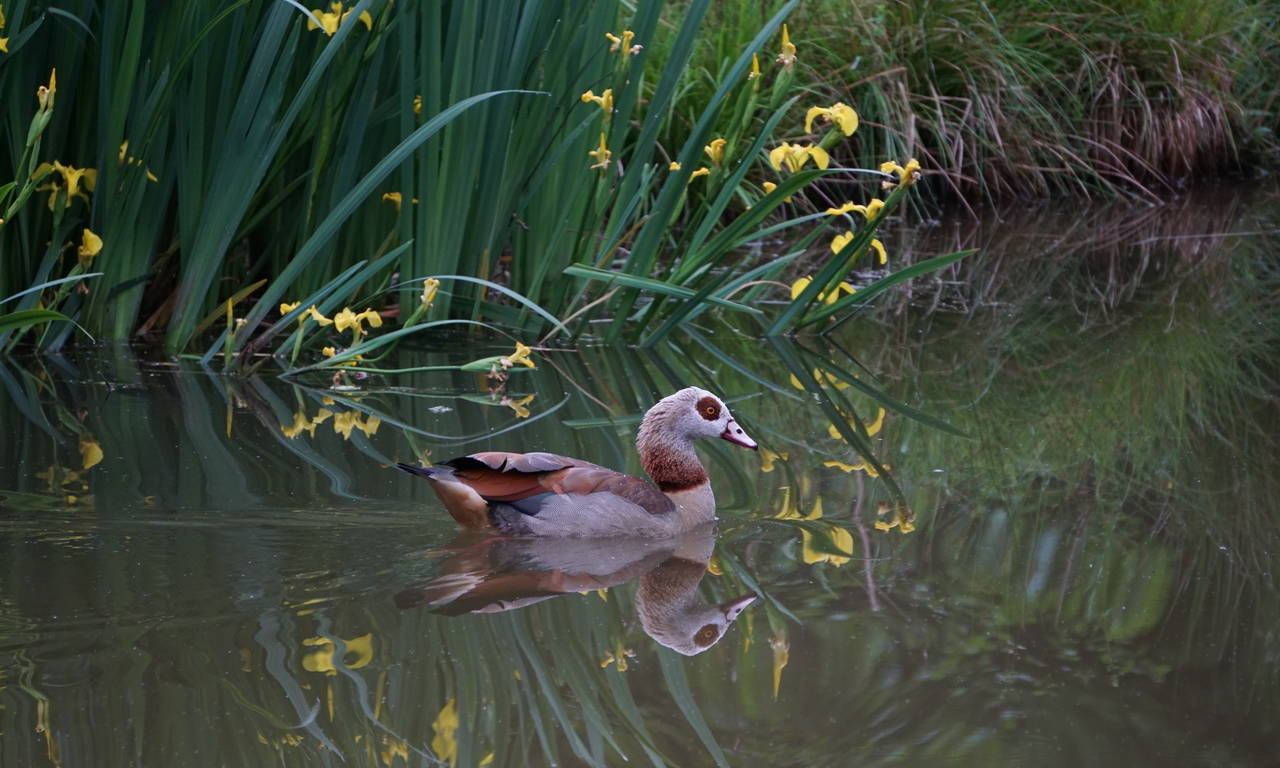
501 394 536 419
776 23 797 68
768 142 828 173
770 633 789 699
759 448 788 472
499 342 536 369
280 411 318 439
875 502 916 533
580 88 613 115
599 647 636 671
331 410 382 440
306 3 373 36
78 435 103 470
301 633 374 674
432 699 459 765
804 102 858 136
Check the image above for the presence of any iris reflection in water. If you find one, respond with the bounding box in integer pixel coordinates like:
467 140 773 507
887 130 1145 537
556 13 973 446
397 524 757 656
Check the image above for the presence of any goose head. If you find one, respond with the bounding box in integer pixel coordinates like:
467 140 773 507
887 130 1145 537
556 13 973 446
637 387 758 452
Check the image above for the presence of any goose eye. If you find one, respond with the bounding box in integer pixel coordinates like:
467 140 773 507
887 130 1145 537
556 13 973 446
695 396 721 421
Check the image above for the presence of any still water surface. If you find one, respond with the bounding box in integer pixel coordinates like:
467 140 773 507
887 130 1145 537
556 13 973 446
1 185 1278 766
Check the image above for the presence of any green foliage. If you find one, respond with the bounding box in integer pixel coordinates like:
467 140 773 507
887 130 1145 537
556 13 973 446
1 0 965 363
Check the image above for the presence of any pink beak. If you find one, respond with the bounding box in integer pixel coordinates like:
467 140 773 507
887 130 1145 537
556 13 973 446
720 593 757 619
720 419 758 450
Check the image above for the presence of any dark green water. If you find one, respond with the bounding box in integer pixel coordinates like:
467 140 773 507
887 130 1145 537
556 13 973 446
2 184 1278 766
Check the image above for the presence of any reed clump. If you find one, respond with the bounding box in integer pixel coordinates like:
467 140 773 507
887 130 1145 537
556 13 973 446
669 0 1280 206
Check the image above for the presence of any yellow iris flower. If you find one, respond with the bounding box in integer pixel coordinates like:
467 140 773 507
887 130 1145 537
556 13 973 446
0 4 7 54
768 142 828 173
688 167 711 182
776 23 797 68
500 342 536 369
668 161 682 171
790 276 855 305
588 132 611 170
420 277 441 308
703 138 726 165
762 180 793 203
381 191 419 211
332 307 382 336
605 29 641 56
825 198 884 219
33 161 96 210
804 102 858 136
580 88 613 114
36 69 56 110
880 158 922 188
306 3 373 36
78 228 102 268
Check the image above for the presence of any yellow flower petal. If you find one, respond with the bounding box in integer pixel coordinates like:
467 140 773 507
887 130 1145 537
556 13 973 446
500 342 536 369
776 23 796 68
871 238 887 265
332 307 358 334
703 138 726 165
431 699 459 766
588 132 611 170
807 144 830 169
668 161 682 171
280 301 301 316
79 436 103 470
789 276 812 300
830 231 854 254
420 277 440 308
306 306 332 325
78 228 102 268
688 167 711 182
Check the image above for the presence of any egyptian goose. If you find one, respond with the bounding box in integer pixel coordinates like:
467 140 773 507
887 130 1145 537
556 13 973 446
397 387 757 537
395 525 756 655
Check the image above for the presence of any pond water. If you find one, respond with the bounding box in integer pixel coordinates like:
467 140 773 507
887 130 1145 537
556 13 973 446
2 183 1278 767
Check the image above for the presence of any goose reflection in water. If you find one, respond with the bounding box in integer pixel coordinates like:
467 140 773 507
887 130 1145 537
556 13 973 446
394 524 755 655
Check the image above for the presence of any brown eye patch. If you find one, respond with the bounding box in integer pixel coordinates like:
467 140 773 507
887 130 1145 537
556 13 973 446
694 624 720 647
696 396 721 421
